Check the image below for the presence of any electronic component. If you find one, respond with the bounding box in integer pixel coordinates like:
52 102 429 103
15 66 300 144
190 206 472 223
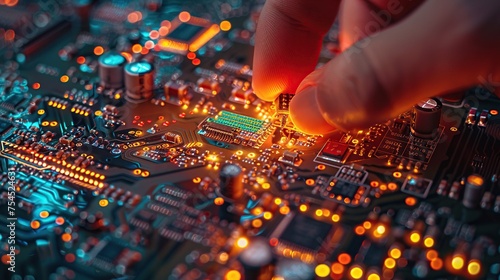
98 51 126 88
411 98 442 138
463 174 484 208
1 1 500 279
218 163 244 200
158 13 220 54
124 61 155 102
198 110 274 148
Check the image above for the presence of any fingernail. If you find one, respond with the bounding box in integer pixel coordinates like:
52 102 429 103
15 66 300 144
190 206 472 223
289 86 335 134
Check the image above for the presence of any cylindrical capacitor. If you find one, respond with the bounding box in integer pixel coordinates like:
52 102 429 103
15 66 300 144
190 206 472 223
124 61 155 102
463 174 484 208
219 163 244 200
98 51 126 89
239 237 274 280
411 98 442 138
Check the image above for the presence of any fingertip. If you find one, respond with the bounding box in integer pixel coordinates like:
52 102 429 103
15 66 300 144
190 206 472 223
289 86 335 135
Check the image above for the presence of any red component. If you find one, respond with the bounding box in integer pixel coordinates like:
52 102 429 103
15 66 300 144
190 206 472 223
322 141 348 158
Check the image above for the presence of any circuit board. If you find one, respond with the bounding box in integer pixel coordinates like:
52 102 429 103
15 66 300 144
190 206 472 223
1 1 500 280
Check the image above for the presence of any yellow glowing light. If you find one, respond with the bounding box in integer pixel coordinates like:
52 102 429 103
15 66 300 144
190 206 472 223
331 214 340 222
393 171 402 178
263 212 273 220
315 209 323 217
236 237 249 249
299 204 308 212
349 266 364 279
274 198 282 205
38 109 45 115
424 237 434 248
375 225 386 235
410 232 421 243
451 255 465 270
225 270 241 280
220 20 232 31
367 274 381 280
262 182 270 189
214 197 224 205
389 248 402 259
384 258 396 269
315 264 330 278
467 260 481 275
99 199 109 207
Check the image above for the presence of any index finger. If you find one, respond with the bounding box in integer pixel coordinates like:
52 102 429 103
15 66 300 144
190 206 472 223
252 0 340 101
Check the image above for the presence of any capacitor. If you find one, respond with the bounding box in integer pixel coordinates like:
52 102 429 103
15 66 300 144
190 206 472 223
463 174 484 208
239 237 275 280
98 51 126 89
411 98 442 138
219 163 244 200
124 61 155 102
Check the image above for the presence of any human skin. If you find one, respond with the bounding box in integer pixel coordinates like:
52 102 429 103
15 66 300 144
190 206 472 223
252 0 500 134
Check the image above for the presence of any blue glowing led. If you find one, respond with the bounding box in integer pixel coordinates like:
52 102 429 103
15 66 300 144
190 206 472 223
99 52 126 66
126 61 153 74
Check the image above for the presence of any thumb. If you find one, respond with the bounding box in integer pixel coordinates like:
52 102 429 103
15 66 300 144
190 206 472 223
289 0 500 134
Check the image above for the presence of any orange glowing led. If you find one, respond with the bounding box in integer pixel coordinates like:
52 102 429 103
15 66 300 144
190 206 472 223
363 221 372 229
214 197 224 205
132 44 142 53
388 182 397 191
30 220 41 229
192 58 201 66
252 219 262 228
405 196 417 206
61 233 72 242
179 11 191 22
331 262 344 274
93 46 104 56
370 181 379 188
55 217 65 225
149 30 159 40
121 52 133 62
430 258 443 270
279 206 290 215
127 11 142 23
32 82 40 89
306 178 315 186
355 226 365 235
393 171 402 178
338 253 351 265
76 56 85 64
220 20 232 31
490 109 498 116
187 52 196 60
317 164 326 170
426 250 438 261
39 211 49 218
60 75 69 83
4 29 15 41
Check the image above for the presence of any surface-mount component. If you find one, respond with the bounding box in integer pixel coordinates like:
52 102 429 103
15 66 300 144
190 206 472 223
198 110 274 148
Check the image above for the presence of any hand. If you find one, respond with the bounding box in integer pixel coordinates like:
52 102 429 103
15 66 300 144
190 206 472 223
252 0 500 134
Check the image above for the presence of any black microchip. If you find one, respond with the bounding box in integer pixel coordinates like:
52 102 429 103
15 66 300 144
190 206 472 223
328 178 358 199
96 241 125 262
0 119 12 135
167 23 204 41
279 214 332 251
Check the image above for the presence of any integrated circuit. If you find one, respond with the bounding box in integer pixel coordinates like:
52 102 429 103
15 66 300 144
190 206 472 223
158 13 220 54
198 110 274 148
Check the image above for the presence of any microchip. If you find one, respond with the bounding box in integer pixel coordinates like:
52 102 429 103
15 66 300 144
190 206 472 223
401 175 432 198
158 13 220 54
0 119 13 135
272 214 332 252
321 177 369 207
198 110 274 148
94 240 125 262
314 139 350 166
